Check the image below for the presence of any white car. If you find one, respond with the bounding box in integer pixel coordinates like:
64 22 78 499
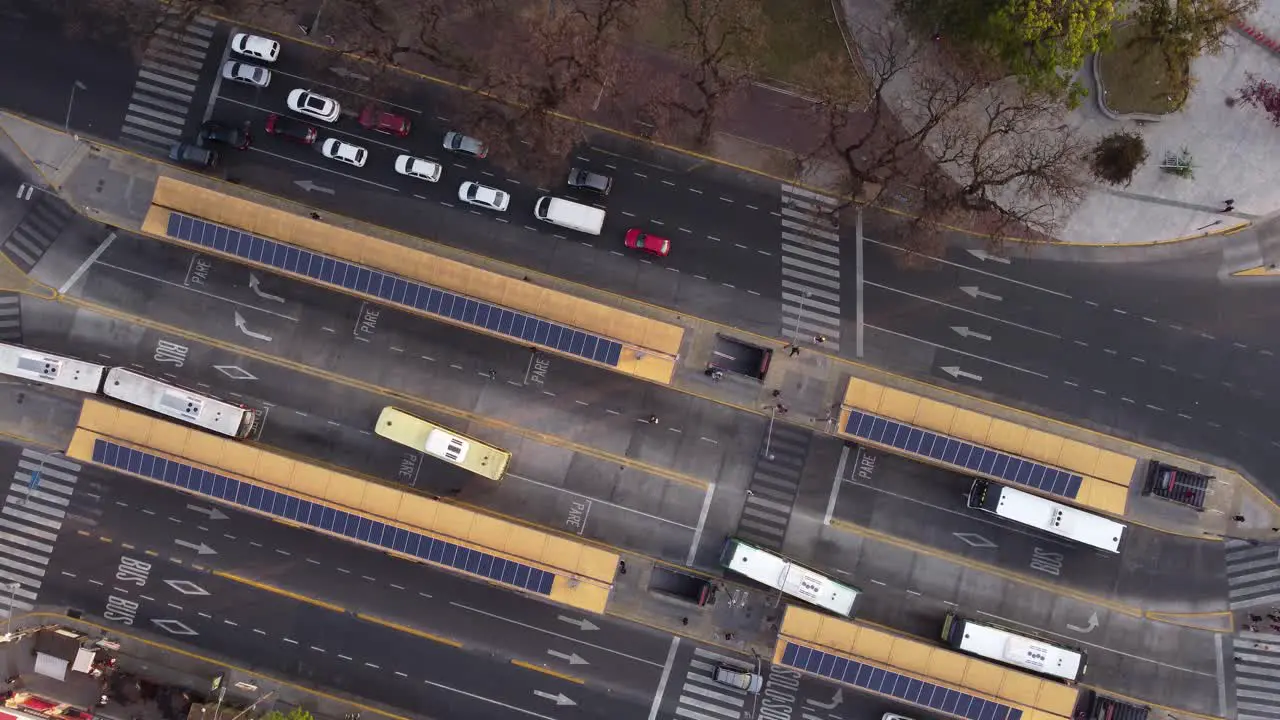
287 89 340 123
458 181 509 211
321 138 367 168
230 33 280 63
394 155 442 183
221 61 271 87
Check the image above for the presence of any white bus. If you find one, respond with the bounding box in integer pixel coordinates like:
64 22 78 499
968 479 1125 553
942 611 1086 682
374 407 511 481
102 368 258 439
0 342 106 393
720 539 859 617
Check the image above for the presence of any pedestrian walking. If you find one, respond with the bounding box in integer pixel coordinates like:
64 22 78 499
1250 614 1264 622
813 335 826 345
309 212 321 220
1233 515 1247 522
647 414 659 425
487 369 497 380
618 560 627 575
1234 655 1244 663
771 389 781 398
777 404 789 415
724 632 734 641
789 346 800 357
1222 199 1236 212
681 617 689 626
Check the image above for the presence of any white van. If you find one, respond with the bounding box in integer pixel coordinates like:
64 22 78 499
533 196 605 235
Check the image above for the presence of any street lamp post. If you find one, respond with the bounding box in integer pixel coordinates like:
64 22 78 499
791 291 811 342
65 80 86 133
762 405 777 461
4 582 19 639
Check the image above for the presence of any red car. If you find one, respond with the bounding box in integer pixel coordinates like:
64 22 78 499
264 113 317 144
625 228 671 257
359 104 411 137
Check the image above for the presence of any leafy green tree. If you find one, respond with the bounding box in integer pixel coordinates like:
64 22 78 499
1129 0 1258 72
260 708 314 720
1089 131 1148 186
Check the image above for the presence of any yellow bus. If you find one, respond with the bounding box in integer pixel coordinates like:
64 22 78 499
374 407 511 481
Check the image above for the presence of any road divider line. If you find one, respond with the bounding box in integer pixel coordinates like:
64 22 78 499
212 570 346 614
356 613 463 648
510 659 585 684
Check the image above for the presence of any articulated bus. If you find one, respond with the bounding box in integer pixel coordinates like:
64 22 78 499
968 479 1126 553
375 407 511 481
0 342 258 439
720 538 860 617
942 611 1087 683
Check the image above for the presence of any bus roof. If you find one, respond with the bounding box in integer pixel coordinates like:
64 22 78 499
723 541 789 587
958 619 1084 680
996 485 1124 552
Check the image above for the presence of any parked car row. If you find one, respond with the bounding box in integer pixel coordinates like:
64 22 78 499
217 33 672 257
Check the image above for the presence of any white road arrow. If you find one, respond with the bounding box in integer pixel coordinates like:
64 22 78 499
186 504 227 521
942 366 984 382
248 273 285 303
294 179 335 194
533 691 576 707
967 248 1011 264
547 649 588 665
174 539 217 555
557 615 599 631
951 326 992 341
1066 612 1099 634
234 311 273 342
959 286 1003 302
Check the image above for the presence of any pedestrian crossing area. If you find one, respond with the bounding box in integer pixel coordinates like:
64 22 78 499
0 449 81 618
120 13 217 151
671 647 752 720
779 184 842 352
1231 631 1280 720
1226 539 1280 609
736 423 812 551
1 193 74 273
0 294 21 343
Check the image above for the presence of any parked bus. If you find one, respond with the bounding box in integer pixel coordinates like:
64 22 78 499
102 368 258 439
968 479 1125 553
374 406 511 481
720 538 859 616
0 343 257 439
942 611 1086 683
0 342 106 393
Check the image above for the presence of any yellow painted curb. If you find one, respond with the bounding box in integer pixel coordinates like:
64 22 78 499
213 570 347 614
510 659 585 684
356 614 464 649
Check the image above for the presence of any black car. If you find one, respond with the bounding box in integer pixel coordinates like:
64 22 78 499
197 121 251 150
264 113 317 145
168 142 219 169
568 167 612 194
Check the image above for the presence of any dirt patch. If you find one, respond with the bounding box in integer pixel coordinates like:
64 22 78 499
1097 23 1189 115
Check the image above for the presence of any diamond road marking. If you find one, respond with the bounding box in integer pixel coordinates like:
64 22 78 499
214 365 257 380
152 618 199 636
953 532 997 549
165 579 210 596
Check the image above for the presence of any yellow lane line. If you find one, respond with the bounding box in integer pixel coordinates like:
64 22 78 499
355 614 464 649
510 659 585 684
50 291 708 489
212 570 347 614
15 612 415 720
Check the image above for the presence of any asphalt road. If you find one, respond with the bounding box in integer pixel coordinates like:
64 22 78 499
829 444 1229 609
0 439 938 720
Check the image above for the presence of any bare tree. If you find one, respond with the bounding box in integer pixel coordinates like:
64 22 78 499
664 0 766 146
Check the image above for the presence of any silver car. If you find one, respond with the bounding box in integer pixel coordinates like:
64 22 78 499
443 131 488 158
221 61 271 87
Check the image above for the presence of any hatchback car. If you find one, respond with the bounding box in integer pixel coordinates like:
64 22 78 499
287 89 341 123
624 228 671 257
712 665 762 694
394 155 442 183
442 131 487 158
567 167 612 194
264 113 317 145
230 33 280 62
221 60 271 87
168 142 218 169
458 182 509 211
197 121 251 150
321 138 368 168
359 105 411 137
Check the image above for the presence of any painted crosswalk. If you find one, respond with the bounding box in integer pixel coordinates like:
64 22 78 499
0 449 81 618
1231 630 1280 720
1226 539 1280 609
736 423 812 551
780 184 842 352
672 647 751 720
120 13 217 150
0 295 21 343
1 194 74 273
